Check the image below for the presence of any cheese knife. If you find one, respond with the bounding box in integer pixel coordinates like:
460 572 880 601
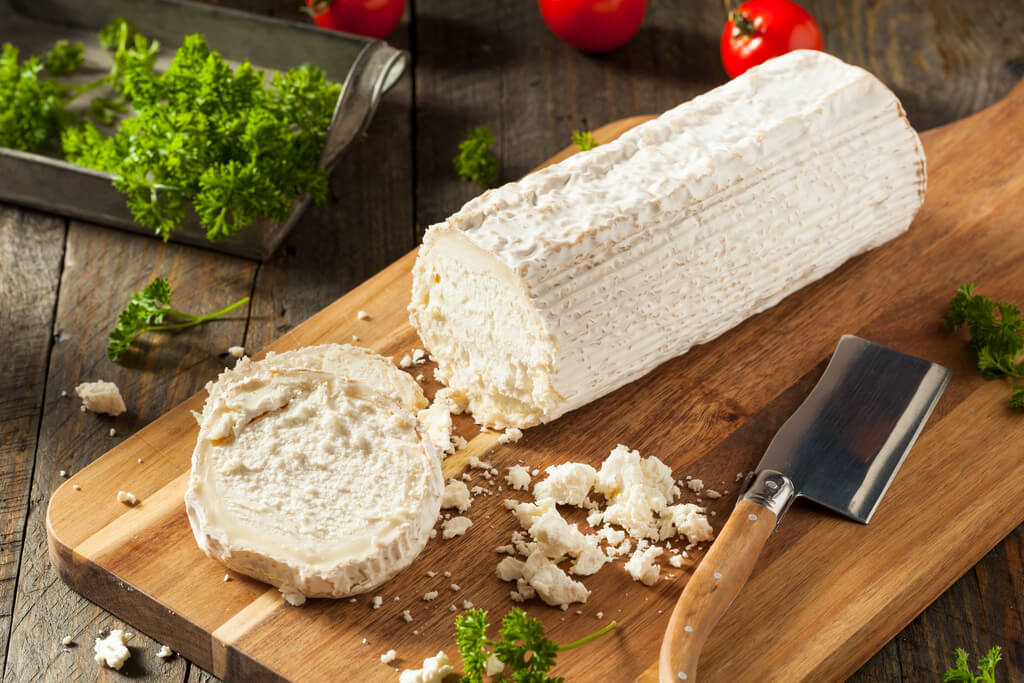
658 335 951 682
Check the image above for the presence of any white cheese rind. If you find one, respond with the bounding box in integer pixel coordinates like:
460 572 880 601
185 366 442 600
410 50 927 428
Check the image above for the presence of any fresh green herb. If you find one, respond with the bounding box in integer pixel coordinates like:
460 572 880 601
107 277 250 361
454 126 499 188
572 129 599 151
63 28 340 241
0 44 71 152
455 607 615 682
43 40 84 75
944 283 1024 409
944 646 1002 682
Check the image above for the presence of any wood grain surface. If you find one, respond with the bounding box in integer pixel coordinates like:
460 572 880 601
2 1 1023 681
42 77 1024 682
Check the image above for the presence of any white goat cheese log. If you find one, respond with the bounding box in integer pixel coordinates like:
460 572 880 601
410 50 926 429
185 346 442 601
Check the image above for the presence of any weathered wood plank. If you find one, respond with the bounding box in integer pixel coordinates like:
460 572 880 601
2 223 255 681
0 207 65 677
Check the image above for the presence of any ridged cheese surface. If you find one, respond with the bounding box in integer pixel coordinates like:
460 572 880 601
410 50 926 428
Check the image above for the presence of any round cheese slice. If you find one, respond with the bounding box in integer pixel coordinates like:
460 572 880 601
185 366 443 600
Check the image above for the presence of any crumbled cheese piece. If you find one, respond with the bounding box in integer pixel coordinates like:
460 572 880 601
497 427 523 444
467 455 491 469
400 354 414 368
381 649 397 664
372 595 383 609
422 591 438 601
399 651 454 683
108 428 116 437
668 554 684 568
449 605 457 612
704 489 722 499
426 570 437 577
357 310 370 320
625 545 664 586
461 473 472 482
450 583 460 591
352 335 360 342
452 435 468 450
496 544 515 554
415 373 425 382
280 586 306 606
93 629 130 670
116 491 137 506
442 516 473 539
72 484 80 490
227 346 245 358
462 600 474 610
534 462 598 508
596 525 625 547
157 645 173 659
224 574 231 582
571 535 610 576
402 610 413 623
443 571 451 577
61 636 73 647
596 611 604 619
60 390 68 397
434 387 467 415
495 550 590 607
687 478 704 493
506 466 532 492
59 470 67 477
529 507 588 559
412 348 428 364
440 480 472 512
75 381 127 416
470 485 491 496
418 400 457 456
486 653 505 676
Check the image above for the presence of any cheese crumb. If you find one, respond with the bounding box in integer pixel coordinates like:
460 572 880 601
462 600 473 610
486 653 505 676
422 591 438 602
75 381 127 416
625 545 664 586
116 491 137 506
468 455 491 469
400 354 413 368
704 489 722 499
280 586 306 606
687 478 704 493
59 470 67 477
93 630 130 670
415 373 425 382
399 651 453 683
497 427 523 444
108 428 117 437
442 516 473 539
156 645 173 659
534 462 598 508
505 465 532 491
61 636 73 647
426 570 437 577
381 649 397 664
668 554 684 568
224 574 231 582
357 310 370 320
440 480 472 512
450 584 461 592
227 346 245 358
401 610 413 623
372 595 383 609
596 611 604 619
412 348 428 364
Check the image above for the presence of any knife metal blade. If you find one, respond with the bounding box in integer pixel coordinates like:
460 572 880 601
744 335 951 524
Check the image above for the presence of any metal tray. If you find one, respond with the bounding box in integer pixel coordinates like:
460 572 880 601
0 0 407 260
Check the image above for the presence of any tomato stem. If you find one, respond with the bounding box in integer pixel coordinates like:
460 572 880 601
729 9 758 38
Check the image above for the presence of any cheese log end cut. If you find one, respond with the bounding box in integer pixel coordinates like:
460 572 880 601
410 50 926 429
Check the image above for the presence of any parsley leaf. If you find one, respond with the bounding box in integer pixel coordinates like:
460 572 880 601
107 276 249 361
63 26 340 242
454 126 499 187
944 646 1002 683
571 129 599 151
43 40 84 75
945 282 1024 409
0 43 71 152
455 608 615 683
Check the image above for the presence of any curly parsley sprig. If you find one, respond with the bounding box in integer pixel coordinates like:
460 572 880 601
107 277 249 362
454 126 499 188
571 129 599 151
944 646 1002 683
455 608 615 682
944 283 1024 410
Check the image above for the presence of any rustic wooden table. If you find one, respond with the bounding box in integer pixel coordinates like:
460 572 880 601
1 1 1021 681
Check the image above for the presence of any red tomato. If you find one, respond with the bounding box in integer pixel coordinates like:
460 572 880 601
720 0 823 78
538 0 647 53
306 0 405 40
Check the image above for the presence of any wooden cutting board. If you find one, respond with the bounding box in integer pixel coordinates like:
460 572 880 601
48 78 1024 682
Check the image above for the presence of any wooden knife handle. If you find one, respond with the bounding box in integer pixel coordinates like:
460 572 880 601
658 499 777 682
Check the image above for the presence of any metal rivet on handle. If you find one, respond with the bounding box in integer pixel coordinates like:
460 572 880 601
713 571 722 580
684 625 693 633
766 480 778 490
678 673 688 680
748 513 758 521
